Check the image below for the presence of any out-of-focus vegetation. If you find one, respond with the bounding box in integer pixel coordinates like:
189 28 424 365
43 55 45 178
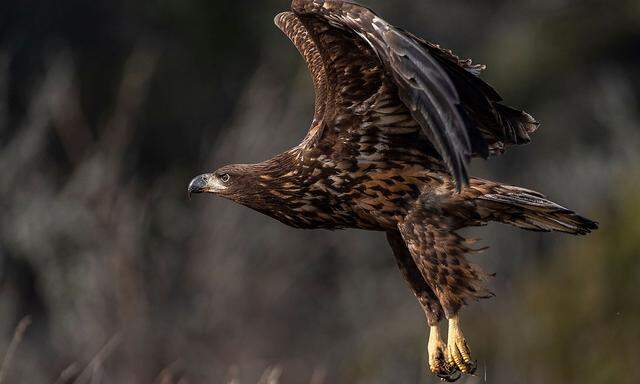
0 1 638 383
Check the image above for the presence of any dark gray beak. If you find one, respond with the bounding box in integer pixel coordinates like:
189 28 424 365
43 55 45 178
188 174 208 198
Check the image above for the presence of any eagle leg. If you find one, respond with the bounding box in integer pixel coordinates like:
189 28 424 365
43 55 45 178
386 232 460 380
429 325 461 382
446 314 477 375
396 201 494 379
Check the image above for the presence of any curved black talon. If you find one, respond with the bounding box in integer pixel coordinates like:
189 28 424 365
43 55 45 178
436 364 461 383
465 360 478 375
437 369 461 383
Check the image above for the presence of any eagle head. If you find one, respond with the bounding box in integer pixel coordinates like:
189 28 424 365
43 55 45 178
188 154 308 226
188 164 257 201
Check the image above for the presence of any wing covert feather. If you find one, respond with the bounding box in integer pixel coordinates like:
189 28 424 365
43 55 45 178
282 0 539 189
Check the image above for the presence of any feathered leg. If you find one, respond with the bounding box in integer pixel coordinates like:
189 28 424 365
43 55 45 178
398 208 491 376
386 231 460 382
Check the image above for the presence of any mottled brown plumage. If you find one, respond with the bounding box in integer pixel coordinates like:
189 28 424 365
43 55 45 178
188 1 597 381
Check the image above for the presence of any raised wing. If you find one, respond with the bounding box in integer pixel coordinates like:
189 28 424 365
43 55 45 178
274 11 331 148
278 0 538 189
275 9 392 153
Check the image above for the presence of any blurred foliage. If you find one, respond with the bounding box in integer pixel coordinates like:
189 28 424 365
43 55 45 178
522 180 640 383
0 1 639 383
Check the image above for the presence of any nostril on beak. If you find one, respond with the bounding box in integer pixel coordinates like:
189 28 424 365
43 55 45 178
187 175 208 198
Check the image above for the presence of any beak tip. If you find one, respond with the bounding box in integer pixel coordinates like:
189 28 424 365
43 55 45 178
187 174 208 198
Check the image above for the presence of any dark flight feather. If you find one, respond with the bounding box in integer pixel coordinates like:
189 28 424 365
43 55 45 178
289 0 538 190
476 184 598 235
384 28 472 189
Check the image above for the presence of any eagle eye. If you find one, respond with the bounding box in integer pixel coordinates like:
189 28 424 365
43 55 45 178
220 173 231 183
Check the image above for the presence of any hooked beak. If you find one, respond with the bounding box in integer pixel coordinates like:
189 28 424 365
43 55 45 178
188 173 228 199
188 174 209 198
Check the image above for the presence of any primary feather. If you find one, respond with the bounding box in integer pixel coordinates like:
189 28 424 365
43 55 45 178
287 0 538 189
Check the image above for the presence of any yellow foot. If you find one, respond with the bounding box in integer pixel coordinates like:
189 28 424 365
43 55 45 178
446 315 477 375
428 326 461 382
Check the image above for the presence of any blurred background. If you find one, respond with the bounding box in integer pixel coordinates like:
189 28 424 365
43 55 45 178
1 0 639 383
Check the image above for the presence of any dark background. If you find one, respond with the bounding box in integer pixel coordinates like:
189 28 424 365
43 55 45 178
1 1 639 383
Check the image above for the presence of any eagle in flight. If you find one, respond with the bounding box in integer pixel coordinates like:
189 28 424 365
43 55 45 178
189 0 597 381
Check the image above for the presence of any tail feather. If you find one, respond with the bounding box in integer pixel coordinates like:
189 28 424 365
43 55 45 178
493 104 539 146
477 184 598 235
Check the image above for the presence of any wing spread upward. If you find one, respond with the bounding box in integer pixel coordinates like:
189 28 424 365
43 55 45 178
276 0 539 189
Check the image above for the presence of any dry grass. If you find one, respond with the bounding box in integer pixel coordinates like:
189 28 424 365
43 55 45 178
0 317 31 384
